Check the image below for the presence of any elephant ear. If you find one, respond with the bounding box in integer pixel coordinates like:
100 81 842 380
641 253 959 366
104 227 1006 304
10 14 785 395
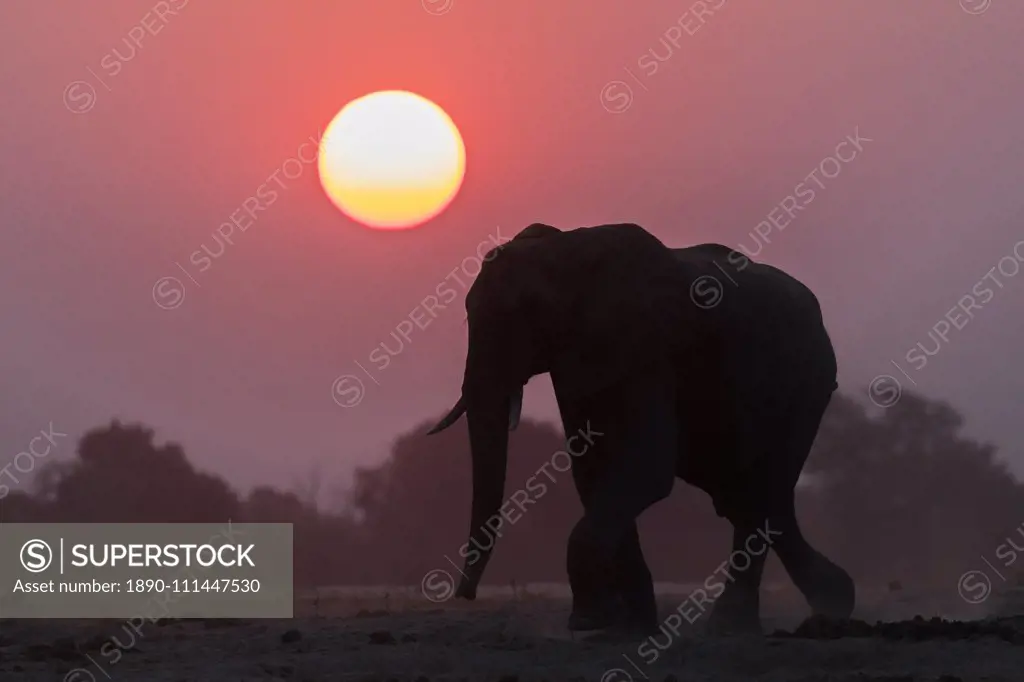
460 227 570 399
542 224 692 401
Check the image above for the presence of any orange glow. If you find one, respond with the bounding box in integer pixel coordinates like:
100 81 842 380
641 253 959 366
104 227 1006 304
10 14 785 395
317 91 466 230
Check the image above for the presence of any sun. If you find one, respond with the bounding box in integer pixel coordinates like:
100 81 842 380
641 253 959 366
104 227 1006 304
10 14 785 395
317 91 466 230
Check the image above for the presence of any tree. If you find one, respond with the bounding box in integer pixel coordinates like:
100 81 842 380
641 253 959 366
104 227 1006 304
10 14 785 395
8 389 1022 591
35 420 240 523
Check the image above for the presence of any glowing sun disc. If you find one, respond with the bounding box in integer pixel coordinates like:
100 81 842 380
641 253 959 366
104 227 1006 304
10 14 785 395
317 91 466 230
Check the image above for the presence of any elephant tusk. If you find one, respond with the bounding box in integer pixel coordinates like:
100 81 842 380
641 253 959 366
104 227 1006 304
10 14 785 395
427 396 467 435
509 387 523 431
428 387 523 435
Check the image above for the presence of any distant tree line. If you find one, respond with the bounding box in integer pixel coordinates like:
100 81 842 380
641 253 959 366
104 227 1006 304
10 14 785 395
2 391 1022 592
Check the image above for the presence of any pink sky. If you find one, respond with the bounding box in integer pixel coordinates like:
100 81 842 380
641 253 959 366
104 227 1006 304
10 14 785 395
1 1 1023 499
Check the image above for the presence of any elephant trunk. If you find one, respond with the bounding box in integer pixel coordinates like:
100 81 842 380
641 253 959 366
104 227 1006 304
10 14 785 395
455 393 510 599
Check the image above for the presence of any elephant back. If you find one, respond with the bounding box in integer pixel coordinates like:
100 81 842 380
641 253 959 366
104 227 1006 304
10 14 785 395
544 224 697 401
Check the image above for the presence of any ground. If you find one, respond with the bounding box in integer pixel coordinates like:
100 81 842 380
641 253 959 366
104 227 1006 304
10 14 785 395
1 584 1021 681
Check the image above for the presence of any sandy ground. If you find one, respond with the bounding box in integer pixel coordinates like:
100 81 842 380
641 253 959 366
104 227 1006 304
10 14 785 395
1 585 1022 681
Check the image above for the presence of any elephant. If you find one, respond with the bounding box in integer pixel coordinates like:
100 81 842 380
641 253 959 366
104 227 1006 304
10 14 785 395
428 222 855 635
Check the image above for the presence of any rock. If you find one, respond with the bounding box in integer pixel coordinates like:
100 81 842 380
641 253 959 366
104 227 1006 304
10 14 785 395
771 615 1024 643
401 633 418 643
369 630 396 645
355 609 389 618
280 629 302 644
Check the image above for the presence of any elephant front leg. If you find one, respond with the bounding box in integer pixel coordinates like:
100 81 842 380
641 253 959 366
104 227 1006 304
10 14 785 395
562 401 622 631
565 521 658 634
563 362 677 633
610 523 658 634
564 432 657 634
566 518 622 631
705 521 770 635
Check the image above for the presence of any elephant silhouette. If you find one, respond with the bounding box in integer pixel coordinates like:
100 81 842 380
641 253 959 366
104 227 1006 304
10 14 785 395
429 222 854 634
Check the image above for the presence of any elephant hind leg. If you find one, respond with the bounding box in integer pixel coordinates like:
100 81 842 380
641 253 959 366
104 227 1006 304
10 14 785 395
771 499 855 619
705 518 772 634
767 390 855 619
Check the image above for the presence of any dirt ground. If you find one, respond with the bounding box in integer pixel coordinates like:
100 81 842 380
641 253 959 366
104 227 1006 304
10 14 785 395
1 584 1022 682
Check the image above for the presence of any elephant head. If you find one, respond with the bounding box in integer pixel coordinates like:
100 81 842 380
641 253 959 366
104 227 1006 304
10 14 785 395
428 222 686 599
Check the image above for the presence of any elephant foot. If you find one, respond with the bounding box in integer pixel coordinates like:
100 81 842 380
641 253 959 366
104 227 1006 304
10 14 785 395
706 588 762 636
568 601 620 632
805 557 856 619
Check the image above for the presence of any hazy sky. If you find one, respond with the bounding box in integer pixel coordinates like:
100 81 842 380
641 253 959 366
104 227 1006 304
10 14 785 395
2 1 1022 499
